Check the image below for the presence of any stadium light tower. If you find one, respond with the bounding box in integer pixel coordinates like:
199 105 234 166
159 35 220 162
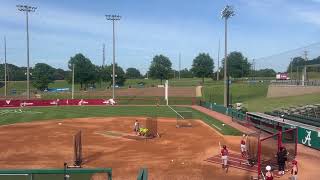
17 5 37 99
221 5 235 107
106 15 121 99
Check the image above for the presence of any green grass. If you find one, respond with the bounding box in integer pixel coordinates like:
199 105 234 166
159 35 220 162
245 93 320 112
0 106 241 136
202 82 269 104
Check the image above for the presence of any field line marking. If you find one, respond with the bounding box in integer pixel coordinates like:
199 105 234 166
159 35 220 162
167 105 185 119
212 123 222 131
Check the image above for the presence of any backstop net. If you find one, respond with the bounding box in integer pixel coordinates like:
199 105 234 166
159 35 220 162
281 128 298 161
0 168 112 180
246 132 260 166
146 116 158 138
74 131 82 167
258 132 280 175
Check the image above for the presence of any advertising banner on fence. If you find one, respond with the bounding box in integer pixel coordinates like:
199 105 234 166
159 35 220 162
0 99 116 108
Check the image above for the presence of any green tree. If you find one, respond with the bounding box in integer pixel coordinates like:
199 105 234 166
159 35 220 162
191 53 214 83
287 57 305 72
221 51 251 78
126 68 142 79
149 55 172 84
102 64 126 86
254 68 276 77
53 68 67 80
0 63 27 81
32 63 55 90
68 53 96 90
180 68 194 78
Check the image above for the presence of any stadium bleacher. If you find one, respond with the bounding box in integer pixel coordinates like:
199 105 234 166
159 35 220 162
266 104 320 127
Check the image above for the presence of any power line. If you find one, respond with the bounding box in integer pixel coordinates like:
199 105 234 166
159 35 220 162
254 41 320 61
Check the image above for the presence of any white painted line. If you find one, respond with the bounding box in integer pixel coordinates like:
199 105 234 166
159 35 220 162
212 124 222 131
167 105 185 119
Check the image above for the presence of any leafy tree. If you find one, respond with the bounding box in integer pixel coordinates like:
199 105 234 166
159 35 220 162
102 64 126 86
126 68 142 79
68 53 96 89
287 57 305 72
32 63 55 90
180 68 194 78
0 63 27 81
191 53 214 83
253 68 276 77
221 51 251 78
149 55 172 84
53 68 67 80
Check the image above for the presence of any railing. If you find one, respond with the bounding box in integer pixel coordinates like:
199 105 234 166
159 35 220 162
270 80 320 86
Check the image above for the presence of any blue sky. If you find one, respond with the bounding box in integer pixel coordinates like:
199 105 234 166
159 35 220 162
0 0 320 73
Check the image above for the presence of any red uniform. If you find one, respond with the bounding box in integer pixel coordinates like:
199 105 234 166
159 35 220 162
265 172 273 180
241 140 245 145
221 148 229 156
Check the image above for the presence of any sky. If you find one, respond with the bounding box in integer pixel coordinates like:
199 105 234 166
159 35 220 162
0 0 320 73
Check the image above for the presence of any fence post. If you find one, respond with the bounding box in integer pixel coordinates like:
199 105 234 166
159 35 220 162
257 137 261 178
278 131 282 152
295 128 298 157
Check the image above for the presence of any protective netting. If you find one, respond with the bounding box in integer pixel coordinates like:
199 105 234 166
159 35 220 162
281 128 297 161
176 111 193 128
246 132 260 165
146 116 158 138
260 133 279 172
74 131 82 167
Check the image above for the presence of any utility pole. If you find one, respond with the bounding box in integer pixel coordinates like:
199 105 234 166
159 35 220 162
17 5 37 100
217 39 220 81
290 58 293 79
253 59 255 80
4 36 7 97
102 43 106 67
72 64 75 99
106 14 121 99
221 5 235 107
179 53 181 80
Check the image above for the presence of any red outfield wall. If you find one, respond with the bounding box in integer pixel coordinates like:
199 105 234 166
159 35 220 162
0 99 114 108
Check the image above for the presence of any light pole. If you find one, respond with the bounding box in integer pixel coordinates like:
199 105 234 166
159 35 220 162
4 36 7 97
17 5 37 99
221 5 235 107
217 39 220 81
106 15 121 99
72 64 75 99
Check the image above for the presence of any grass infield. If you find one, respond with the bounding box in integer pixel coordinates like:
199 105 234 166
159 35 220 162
0 106 241 136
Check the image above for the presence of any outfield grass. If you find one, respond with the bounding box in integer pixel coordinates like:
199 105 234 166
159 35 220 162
245 93 320 112
202 82 269 105
0 106 241 136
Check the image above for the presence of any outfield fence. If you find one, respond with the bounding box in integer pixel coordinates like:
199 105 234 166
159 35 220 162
0 97 198 108
0 168 112 180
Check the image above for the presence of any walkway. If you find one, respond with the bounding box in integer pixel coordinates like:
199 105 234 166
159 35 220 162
191 105 255 134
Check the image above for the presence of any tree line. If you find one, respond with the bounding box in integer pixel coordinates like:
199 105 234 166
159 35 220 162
287 56 320 73
1 51 279 90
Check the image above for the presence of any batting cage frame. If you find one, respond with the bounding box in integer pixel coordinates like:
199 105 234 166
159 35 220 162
206 128 298 179
73 131 82 167
257 128 298 178
145 116 159 138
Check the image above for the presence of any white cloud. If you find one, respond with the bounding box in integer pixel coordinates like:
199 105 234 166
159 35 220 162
296 10 320 26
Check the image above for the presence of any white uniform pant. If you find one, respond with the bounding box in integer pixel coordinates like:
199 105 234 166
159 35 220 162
221 155 228 166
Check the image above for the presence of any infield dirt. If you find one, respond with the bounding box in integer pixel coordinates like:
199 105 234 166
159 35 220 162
0 117 318 179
